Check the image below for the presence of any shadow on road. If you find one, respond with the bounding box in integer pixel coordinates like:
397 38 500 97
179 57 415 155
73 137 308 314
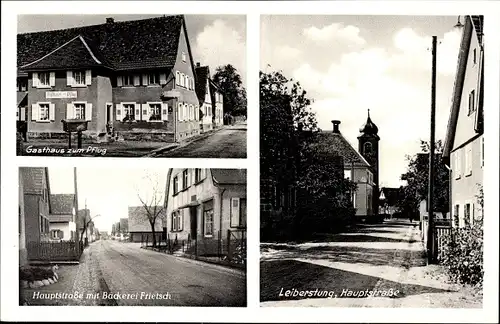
260 260 451 302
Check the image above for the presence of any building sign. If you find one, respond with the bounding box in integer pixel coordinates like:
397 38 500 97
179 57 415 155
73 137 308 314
45 91 78 99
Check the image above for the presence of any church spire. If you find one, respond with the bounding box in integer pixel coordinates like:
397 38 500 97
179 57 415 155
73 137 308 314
359 108 379 136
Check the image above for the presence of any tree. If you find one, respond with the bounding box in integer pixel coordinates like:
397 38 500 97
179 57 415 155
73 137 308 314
398 140 450 217
260 70 356 240
79 211 100 246
136 172 166 248
212 64 247 117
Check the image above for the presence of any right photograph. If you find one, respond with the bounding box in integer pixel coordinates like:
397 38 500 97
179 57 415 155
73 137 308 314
260 15 484 307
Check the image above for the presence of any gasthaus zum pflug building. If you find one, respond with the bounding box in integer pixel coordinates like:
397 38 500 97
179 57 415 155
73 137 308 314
16 15 223 143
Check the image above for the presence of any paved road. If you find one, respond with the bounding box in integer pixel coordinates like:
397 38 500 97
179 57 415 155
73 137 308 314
89 240 246 306
259 219 457 307
159 125 247 158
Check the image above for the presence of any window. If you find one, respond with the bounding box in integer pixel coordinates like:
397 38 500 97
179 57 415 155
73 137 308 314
173 176 178 194
17 78 27 91
175 71 181 85
149 103 161 121
464 204 471 227
182 52 187 62
364 142 372 154
51 230 63 240
453 204 460 227
122 75 133 86
39 72 50 87
465 147 472 176
148 73 158 85
468 90 476 115
122 104 135 121
182 169 189 189
455 151 462 179
473 48 477 64
180 73 185 87
230 197 246 228
185 75 189 89
73 71 85 85
74 103 86 120
171 210 183 232
203 209 214 237
39 104 50 121
194 169 202 183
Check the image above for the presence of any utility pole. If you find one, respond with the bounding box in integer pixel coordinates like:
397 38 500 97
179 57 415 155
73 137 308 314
427 36 437 264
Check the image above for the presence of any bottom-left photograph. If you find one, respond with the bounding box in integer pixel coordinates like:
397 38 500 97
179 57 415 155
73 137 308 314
18 167 247 307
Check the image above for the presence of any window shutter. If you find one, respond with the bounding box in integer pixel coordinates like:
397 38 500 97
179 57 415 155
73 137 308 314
177 103 182 121
180 210 184 231
58 230 64 239
184 104 188 121
66 71 73 86
49 72 56 86
175 71 180 85
162 103 168 121
135 103 141 119
117 76 123 87
66 103 74 119
86 103 92 121
20 107 26 121
185 75 189 88
133 75 140 86
85 70 92 85
141 104 149 121
16 110 19 121
142 74 148 86
116 103 122 119
49 103 55 121
31 104 39 121
160 73 167 85
32 72 39 88
231 198 240 227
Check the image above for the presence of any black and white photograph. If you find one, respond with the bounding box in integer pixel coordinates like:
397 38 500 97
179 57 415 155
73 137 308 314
16 14 247 158
19 167 247 306
260 15 485 307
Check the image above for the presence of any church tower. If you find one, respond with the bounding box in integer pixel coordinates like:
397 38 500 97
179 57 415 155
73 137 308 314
358 109 380 215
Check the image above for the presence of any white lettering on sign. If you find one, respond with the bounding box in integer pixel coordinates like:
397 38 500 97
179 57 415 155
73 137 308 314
45 91 78 99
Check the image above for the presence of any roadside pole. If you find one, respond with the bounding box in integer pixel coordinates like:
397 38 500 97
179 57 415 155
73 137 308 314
427 36 437 264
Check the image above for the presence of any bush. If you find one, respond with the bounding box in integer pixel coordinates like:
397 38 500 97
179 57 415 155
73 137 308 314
440 222 483 286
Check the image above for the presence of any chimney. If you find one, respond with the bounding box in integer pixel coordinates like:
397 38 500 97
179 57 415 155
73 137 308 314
106 17 114 24
331 120 341 133
196 62 201 68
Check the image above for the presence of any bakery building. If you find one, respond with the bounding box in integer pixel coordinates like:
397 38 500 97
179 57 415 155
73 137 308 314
17 15 214 142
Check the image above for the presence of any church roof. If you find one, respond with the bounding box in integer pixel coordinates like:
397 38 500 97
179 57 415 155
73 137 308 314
359 110 379 138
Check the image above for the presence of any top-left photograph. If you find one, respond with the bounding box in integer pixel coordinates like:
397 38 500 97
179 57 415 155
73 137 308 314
16 14 247 158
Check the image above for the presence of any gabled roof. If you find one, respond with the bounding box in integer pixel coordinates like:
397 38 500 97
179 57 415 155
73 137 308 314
21 35 109 70
20 167 50 195
49 194 75 215
443 15 484 160
313 132 371 168
195 65 210 105
18 15 185 71
211 169 247 185
128 206 163 232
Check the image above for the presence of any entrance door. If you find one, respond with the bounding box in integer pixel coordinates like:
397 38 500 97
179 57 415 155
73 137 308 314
190 207 197 240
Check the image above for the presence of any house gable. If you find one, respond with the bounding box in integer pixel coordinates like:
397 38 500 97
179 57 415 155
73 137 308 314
443 15 484 161
128 206 163 232
172 18 199 103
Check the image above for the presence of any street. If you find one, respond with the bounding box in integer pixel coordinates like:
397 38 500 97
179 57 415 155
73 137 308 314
260 219 482 308
159 124 247 158
21 240 246 306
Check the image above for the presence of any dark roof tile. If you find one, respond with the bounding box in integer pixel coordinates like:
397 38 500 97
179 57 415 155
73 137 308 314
211 169 247 185
50 194 75 215
313 132 370 167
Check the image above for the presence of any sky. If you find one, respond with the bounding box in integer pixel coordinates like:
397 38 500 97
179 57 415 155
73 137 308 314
48 167 168 233
261 15 462 188
17 14 247 85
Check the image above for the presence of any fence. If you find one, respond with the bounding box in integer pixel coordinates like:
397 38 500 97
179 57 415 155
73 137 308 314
421 216 453 262
141 229 247 267
27 240 83 262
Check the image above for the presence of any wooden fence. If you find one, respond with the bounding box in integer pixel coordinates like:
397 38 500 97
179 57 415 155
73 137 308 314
421 217 453 262
27 241 83 262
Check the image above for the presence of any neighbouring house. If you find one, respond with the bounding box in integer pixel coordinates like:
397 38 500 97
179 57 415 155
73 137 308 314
48 194 77 241
19 168 27 266
195 63 214 132
17 73 29 139
128 207 164 242
209 79 224 128
379 187 402 216
17 15 206 142
443 15 484 228
313 118 379 218
19 168 51 248
164 169 247 256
